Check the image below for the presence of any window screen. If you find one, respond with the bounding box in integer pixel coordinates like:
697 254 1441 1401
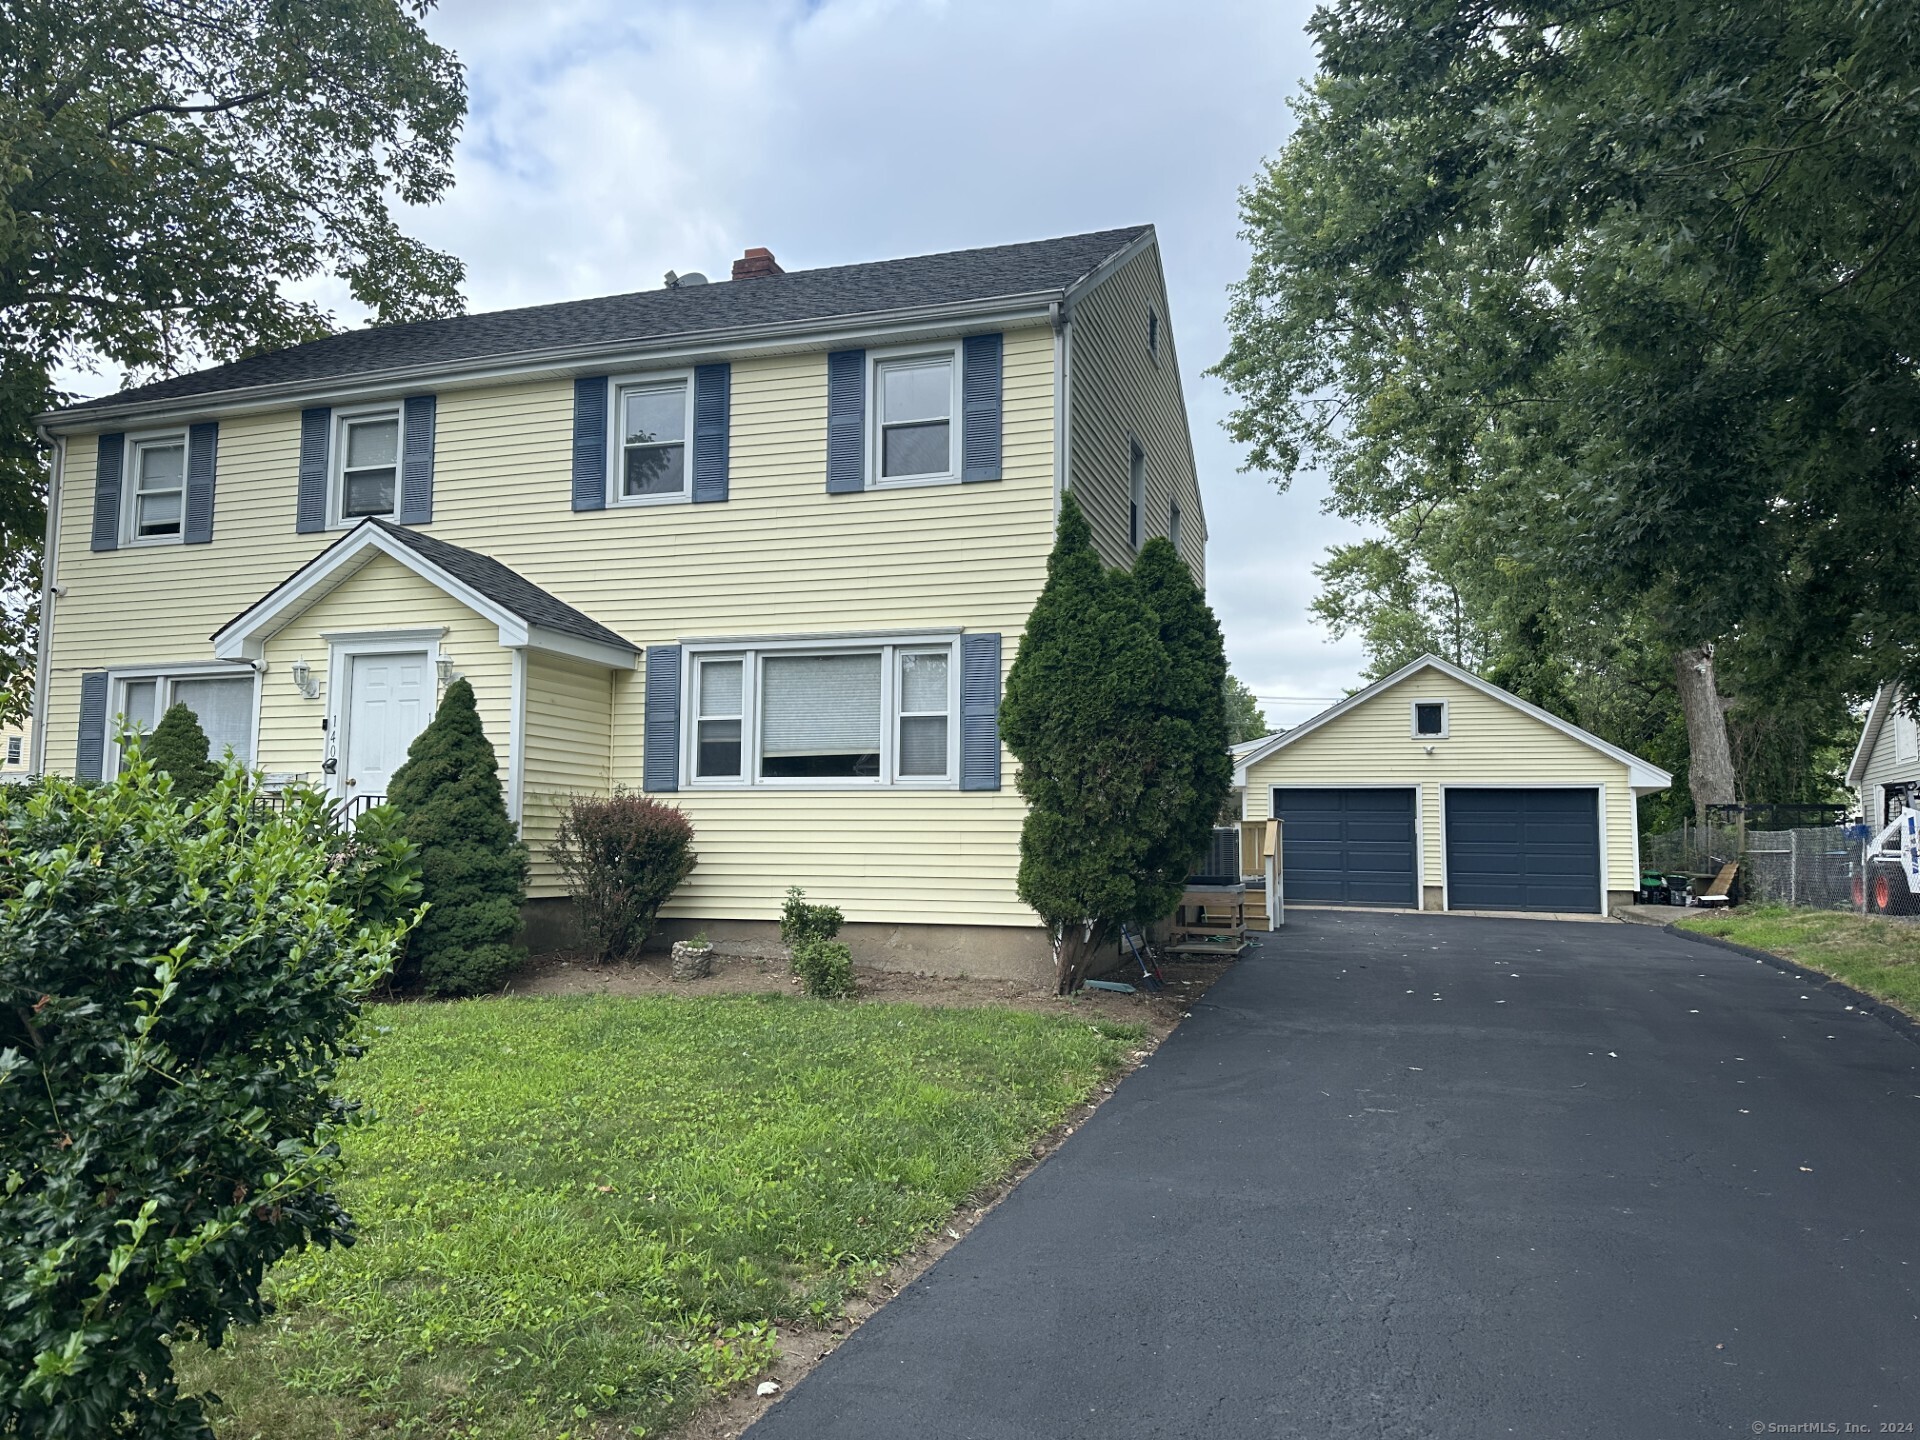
341 415 399 518
696 658 743 778
898 650 949 777
760 653 882 778
878 357 952 479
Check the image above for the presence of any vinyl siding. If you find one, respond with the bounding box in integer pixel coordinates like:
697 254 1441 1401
522 652 615 895
1242 670 1640 898
43 324 1058 930
253 552 514 791
1066 244 1206 583
1858 686 1920 828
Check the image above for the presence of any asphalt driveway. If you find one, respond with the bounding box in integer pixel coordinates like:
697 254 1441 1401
747 909 1920 1440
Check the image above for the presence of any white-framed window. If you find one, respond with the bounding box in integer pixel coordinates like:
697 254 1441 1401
1129 440 1146 550
111 667 258 774
1169 500 1182 553
683 634 960 788
610 372 694 505
1147 307 1160 361
870 343 960 486
5 736 19 766
1411 699 1449 739
1896 710 1919 764
333 406 401 524
123 430 189 544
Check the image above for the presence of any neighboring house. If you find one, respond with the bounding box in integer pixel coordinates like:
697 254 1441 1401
1233 655 1671 916
0 717 30 781
31 227 1203 977
1846 683 1920 836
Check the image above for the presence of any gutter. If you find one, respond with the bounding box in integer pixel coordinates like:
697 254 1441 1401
37 293 1065 434
29 430 63 774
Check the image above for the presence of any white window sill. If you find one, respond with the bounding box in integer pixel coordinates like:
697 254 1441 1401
610 491 693 510
683 779 958 793
866 473 962 493
122 534 184 549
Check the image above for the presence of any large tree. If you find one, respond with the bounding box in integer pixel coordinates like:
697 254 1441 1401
0 0 468 717
1216 0 1920 818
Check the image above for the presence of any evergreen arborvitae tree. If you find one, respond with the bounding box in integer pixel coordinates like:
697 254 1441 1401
141 702 220 800
384 679 528 996
1001 493 1178 993
1131 537 1233 919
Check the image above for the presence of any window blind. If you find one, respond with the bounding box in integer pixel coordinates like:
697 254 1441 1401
760 654 881 756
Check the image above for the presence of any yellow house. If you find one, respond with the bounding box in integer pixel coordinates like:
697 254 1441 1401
31 228 1203 979
1234 655 1670 916
0 716 30 780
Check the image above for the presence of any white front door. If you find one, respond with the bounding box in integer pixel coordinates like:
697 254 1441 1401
343 651 431 803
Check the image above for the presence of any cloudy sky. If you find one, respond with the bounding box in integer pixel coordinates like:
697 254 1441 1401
115 0 1379 726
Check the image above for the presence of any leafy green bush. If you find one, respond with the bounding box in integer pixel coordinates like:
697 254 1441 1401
141 701 220 800
329 802 426 940
779 886 843 949
0 751 408 1439
547 790 697 960
384 679 528 996
790 937 855 998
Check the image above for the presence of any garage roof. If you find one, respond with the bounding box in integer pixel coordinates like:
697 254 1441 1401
1231 654 1673 793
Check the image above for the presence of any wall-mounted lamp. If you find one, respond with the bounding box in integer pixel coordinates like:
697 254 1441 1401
290 657 320 700
436 655 459 689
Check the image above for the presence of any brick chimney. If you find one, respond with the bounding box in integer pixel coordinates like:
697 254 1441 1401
731 246 784 280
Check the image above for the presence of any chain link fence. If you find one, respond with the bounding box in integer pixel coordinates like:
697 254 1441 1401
1643 821 1919 915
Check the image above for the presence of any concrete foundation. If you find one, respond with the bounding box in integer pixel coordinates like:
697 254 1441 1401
519 898 1056 985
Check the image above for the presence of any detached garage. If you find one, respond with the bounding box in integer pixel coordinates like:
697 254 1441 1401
1234 655 1671 915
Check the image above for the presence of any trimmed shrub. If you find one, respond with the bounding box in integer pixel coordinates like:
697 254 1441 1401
0 753 407 1439
547 790 697 961
779 886 843 949
791 937 856 999
141 702 219 800
384 679 528 996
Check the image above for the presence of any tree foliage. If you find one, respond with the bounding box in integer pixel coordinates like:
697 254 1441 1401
1222 674 1269 746
1216 0 1920 800
0 0 468 717
1002 495 1231 992
0 754 406 1438
385 679 527 996
139 703 219 801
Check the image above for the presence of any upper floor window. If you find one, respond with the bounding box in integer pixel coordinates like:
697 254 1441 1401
124 431 187 544
1412 700 1449 738
334 408 400 523
873 345 959 485
1896 709 1918 764
1129 441 1146 550
613 374 692 504
1147 307 1160 360
685 636 958 788
1169 501 1182 553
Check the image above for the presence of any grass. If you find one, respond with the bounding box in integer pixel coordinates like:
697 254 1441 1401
180 993 1141 1439
1678 905 1920 1017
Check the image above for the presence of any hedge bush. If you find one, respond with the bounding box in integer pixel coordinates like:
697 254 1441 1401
547 790 697 960
384 679 528 996
141 702 220 801
779 886 843 949
0 754 408 1439
791 938 856 999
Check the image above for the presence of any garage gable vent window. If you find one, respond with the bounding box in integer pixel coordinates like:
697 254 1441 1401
1412 700 1449 739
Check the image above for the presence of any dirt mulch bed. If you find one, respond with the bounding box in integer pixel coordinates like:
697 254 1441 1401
508 946 1234 1440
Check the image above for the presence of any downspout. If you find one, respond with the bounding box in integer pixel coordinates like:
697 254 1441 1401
1051 299 1073 517
30 429 64 774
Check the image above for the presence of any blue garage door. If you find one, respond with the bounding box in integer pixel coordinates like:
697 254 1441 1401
1273 788 1418 908
1445 788 1601 913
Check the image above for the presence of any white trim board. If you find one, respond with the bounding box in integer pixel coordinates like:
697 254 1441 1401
211 519 637 671
1232 653 1673 792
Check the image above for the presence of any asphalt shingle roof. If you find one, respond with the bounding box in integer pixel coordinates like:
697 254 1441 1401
366 520 636 653
56 226 1151 419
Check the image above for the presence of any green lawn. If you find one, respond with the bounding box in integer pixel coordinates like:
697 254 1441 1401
182 993 1140 1439
1678 905 1920 1017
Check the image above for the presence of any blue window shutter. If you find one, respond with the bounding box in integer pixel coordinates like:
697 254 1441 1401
692 364 730 503
398 395 436 524
962 333 1003 483
573 376 609 512
826 349 866 493
960 633 1002 791
183 422 218 544
643 645 682 792
296 407 331 533
90 434 125 552
75 672 109 781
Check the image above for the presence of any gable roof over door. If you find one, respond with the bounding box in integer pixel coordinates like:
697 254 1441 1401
44 227 1154 428
1231 653 1673 792
211 518 637 668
